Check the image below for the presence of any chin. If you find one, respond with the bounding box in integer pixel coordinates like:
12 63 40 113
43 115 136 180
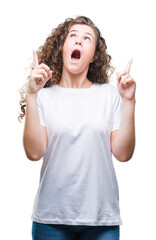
65 64 88 75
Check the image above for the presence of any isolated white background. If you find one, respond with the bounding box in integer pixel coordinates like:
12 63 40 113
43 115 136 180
0 0 156 239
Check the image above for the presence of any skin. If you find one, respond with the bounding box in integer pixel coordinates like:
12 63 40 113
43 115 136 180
23 24 136 162
59 24 96 88
23 51 52 160
111 59 136 162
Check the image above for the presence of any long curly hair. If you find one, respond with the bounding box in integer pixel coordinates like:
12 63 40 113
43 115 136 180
18 16 114 122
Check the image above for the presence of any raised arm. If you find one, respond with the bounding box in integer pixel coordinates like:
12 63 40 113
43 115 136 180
23 50 52 161
111 59 136 162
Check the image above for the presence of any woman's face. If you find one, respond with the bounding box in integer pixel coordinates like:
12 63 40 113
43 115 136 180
62 24 96 75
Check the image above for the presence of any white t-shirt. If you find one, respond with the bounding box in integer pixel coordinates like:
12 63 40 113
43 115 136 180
31 82 122 226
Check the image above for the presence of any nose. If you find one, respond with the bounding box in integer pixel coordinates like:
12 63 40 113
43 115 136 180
75 38 82 46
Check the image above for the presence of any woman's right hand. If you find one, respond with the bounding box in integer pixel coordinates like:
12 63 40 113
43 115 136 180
27 50 52 95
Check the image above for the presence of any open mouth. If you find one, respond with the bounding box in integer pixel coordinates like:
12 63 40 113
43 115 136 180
71 49 81 60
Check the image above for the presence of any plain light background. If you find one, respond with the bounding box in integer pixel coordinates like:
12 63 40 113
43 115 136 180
0 0 156 239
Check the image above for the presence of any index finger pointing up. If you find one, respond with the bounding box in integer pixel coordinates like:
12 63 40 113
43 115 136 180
33 50 39 68
125 59 133 73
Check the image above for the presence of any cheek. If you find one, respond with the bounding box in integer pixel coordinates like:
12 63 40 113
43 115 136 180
63 39 71 55
86 45 96 59
62 43 69 61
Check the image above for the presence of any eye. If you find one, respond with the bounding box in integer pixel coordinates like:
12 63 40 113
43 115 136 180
70 33 76 38
84 36 91 41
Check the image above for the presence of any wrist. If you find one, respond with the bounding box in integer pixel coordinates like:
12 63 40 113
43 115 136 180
26 92 37 101
122 98 136 105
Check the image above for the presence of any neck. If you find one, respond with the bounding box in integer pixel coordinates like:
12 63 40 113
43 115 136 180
59 68 92 88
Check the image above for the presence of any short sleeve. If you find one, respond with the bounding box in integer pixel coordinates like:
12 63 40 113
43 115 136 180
37 90 46 127
111 87 122 132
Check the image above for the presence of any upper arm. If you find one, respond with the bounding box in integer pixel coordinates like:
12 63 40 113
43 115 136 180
111 130 132 162
42 126 47 152
110 130 118 155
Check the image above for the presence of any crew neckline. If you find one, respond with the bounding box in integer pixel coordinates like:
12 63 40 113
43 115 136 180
53 83 96 93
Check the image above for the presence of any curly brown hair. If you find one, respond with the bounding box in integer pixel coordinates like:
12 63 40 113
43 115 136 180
18 16 114 122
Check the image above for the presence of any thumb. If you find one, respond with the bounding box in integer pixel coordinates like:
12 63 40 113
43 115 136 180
116 72 122 87
116 72 121 81
48 70 53 79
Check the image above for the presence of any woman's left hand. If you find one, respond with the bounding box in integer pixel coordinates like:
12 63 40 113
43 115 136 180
116 59 136 102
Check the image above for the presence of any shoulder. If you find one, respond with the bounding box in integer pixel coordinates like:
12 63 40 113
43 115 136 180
37 86 54 98
38 86 53 95
37 87 54 105
96 83 118 95
97 83 121 108
97 82 116 89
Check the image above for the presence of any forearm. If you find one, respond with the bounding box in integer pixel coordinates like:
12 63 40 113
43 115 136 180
113 99 136 162
23 94 46 161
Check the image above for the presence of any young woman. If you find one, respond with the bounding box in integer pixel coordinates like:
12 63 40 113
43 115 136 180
19 16 136 240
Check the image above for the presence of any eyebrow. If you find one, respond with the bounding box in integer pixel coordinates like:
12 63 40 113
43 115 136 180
69 30 94 39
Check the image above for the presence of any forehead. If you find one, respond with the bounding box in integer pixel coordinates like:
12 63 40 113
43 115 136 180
69 24 95 36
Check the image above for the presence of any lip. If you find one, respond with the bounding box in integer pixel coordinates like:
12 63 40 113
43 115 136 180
71 48 81 62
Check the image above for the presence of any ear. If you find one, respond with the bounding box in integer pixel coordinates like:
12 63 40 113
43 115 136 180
90 57 95 63
90 54 97 63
